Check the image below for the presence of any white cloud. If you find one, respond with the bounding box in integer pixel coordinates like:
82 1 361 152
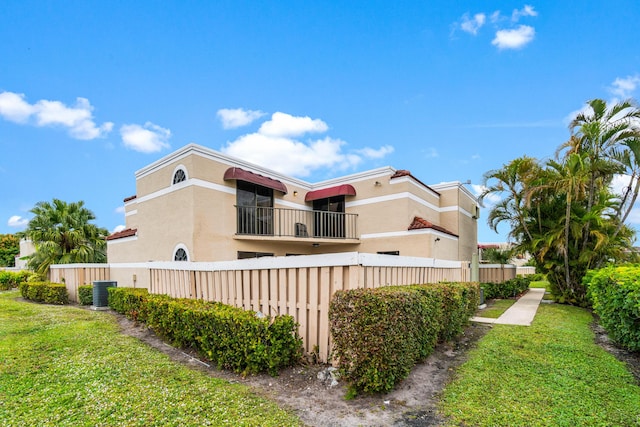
112 224 126 233
115 206 126 214
609 75 640 99
0 91 113 139
356 145 394 159
221 111 393 177
460 13 486 35
217 108 266 129
7 215 29 228
512 5 537 21
258 112 328 137
471 184 502 208
120 122 171 153
492 25 535 50
223 133 360 177
0 92 35 123
489 11 503 24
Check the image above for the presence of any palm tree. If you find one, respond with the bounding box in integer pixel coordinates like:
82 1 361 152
25 199 109 275
481 156 540 244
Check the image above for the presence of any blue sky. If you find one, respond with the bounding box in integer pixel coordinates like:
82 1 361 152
1 1 639 243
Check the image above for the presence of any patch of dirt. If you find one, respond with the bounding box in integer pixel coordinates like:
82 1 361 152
591 322 640 384
113 311 490 427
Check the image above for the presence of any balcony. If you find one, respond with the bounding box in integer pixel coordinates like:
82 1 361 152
234 206 359 243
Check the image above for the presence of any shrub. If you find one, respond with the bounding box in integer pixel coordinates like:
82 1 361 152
109 287 303 376
108 287 150 322
330 282 479 393
481 276 532 300
436 282 480 342
19 281 68 305
0 270 30 290
78 284 93 305
585 264 640 351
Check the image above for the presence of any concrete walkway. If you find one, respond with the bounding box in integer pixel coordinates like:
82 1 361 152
471 288 546 326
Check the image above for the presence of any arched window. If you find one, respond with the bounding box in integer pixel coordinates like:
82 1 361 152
173 168 186 184
174 248 188 261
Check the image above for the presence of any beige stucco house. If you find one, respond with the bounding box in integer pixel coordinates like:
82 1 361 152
107 143 479 263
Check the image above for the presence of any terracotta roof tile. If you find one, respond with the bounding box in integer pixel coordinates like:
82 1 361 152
391 169 412 179
478 244 500 249
408 216 458 237
106 228 137 241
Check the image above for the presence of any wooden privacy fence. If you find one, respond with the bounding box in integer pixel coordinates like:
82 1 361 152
50 252 478 363
49 264 110 302
147 252 469 362
479 264 517 283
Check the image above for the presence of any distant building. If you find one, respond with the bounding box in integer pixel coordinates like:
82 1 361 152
478 242 531 266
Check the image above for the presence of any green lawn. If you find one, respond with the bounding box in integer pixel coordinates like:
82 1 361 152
476 298 516 319
440 303 640 426
530 280 549 289
0 291 301 427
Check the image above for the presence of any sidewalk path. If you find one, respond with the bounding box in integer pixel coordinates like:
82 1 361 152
471 288 546 326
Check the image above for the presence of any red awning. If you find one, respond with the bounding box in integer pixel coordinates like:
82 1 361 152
305 184 356 202
223 167 288 194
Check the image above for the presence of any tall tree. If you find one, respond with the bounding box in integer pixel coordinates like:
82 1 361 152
24 199 109 275
0 234 20 267
482 99 640 306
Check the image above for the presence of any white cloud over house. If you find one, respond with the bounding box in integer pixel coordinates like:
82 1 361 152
7 215 29 228
112 224 126 233
0 91 113 139
120 122 171 153
258 112 328 137
220 111 393 178
217 108 266 129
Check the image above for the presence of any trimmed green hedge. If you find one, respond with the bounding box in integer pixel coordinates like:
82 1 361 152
585 264 640 351
0 270 30 290
481 276 532 300
19 281 69 305
108 287 303 376
78 284 93 305
330 282 479 393
108 287 150 322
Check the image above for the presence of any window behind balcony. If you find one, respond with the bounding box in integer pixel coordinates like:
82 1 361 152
236 181 273 235
313 196 345 238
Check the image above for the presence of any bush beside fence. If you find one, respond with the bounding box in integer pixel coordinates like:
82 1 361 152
78 284 93 305
481 276 532 300
0 270 30 291
585 264 640 351
108 287 302 375
19 282 69 305
329 282 479 393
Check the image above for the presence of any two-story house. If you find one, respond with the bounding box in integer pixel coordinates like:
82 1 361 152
107 143 479 263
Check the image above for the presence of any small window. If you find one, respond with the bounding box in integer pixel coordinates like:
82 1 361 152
377 251 399 256
174 248 188 261
173 169 186 184
237 251 274 259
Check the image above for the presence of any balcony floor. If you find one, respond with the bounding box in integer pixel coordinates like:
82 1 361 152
233 234 360 245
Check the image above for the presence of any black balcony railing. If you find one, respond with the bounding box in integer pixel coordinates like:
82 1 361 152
235 206 358 240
